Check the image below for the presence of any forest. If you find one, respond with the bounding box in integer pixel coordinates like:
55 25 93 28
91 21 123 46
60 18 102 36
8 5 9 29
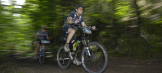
0 0 162 59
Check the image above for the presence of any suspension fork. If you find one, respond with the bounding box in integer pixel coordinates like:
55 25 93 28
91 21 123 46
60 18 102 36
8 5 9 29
85 47 91 57
82 39 91 57
40 45 45 56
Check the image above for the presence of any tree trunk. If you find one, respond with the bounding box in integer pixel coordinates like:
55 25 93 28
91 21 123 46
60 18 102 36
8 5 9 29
134 0 141 36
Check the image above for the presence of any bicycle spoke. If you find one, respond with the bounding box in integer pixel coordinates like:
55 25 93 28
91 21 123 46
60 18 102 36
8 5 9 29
95 60 101 71
89 57 102 72
92 61 97 72
62 59 65 65
57 46 72 69
82 42 108 73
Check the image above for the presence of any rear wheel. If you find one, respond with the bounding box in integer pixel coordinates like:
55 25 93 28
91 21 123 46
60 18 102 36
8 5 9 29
39 55 45 64
81 42 108 73
57 46 71 69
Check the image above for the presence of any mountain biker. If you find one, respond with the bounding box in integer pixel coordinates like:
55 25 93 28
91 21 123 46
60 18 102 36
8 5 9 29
34 26 49 58
62 5 95 66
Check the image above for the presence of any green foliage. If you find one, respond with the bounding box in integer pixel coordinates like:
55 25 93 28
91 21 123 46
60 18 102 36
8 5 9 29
0 0 162 59
47 46 60 54
108 50 126 58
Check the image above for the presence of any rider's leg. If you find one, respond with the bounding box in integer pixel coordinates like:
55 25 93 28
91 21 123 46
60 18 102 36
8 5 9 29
71 39 81 66
35 43 40 53
71 40 76 54
63 27 81 65
71 40 75 48
66 28 76 43
64 28 76 52
34 43 40 58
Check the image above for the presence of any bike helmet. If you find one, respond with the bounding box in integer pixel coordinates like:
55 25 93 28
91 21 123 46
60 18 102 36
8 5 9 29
42 26 46 30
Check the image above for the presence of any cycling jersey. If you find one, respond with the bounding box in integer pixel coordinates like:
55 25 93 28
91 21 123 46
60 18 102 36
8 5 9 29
36 30 48 40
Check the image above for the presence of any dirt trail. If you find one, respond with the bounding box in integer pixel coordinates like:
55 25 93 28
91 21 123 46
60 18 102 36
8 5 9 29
2 56 162 73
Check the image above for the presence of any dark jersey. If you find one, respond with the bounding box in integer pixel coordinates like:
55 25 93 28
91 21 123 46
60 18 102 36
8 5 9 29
69 11 84 24
63 11 84 28
36 30 48 40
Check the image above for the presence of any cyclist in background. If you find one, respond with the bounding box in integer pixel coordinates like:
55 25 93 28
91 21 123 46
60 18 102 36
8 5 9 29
34 26 49 58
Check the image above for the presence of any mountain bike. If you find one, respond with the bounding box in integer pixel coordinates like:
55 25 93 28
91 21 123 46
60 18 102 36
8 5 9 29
57 25 108 73
38 40 50 64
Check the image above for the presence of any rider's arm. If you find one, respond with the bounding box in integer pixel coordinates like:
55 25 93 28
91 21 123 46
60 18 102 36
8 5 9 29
67 17 73 24
45 32 49 40
81 22 87 27
47 34 49 40
35 31 40 40
81 22 96 29
67 12 75 24
67 12 80 25
80 17 87 27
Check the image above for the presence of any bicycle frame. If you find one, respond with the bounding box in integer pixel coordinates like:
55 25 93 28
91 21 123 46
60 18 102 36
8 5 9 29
69 32 91 58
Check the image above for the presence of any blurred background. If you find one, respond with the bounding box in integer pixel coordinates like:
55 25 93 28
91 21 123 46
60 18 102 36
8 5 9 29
0 0 162 59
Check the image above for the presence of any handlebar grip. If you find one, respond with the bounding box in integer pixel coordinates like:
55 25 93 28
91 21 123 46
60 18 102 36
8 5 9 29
90 26 96 30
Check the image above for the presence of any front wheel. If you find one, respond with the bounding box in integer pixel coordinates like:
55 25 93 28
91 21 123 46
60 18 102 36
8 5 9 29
57 46 71 69
81 42 108 73
38 48 46 64
39 55 45 64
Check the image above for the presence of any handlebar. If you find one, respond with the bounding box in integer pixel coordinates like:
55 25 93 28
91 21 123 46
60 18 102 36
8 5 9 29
41 40 50 43
76 24 96 30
